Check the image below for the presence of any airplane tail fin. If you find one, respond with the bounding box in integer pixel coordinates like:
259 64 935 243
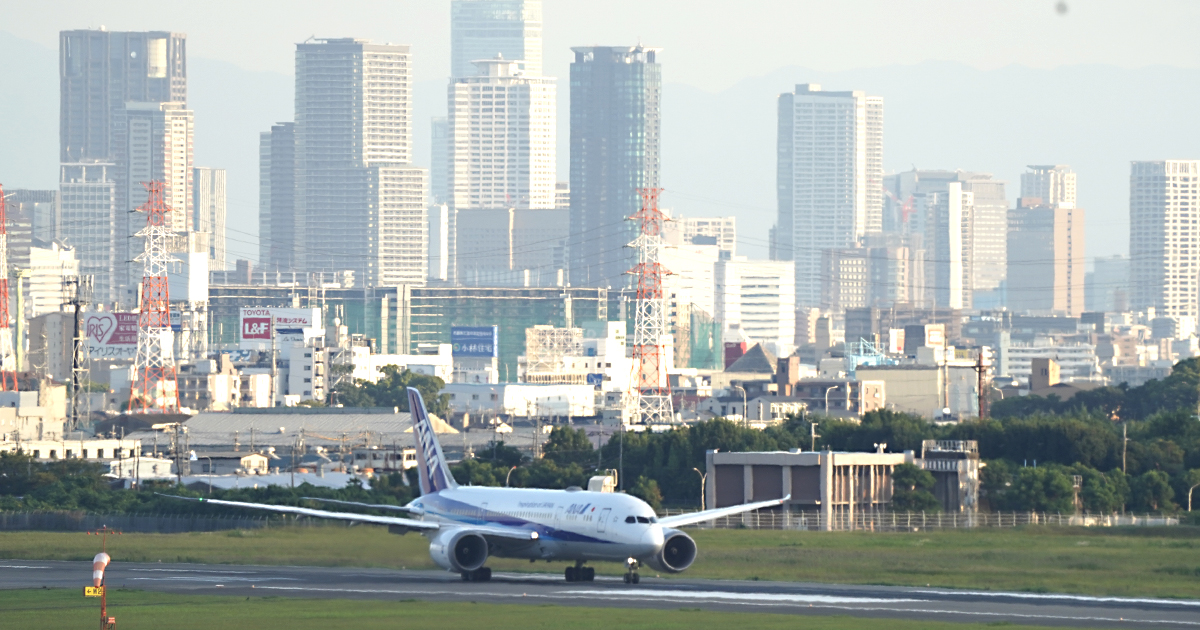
407 387 458 495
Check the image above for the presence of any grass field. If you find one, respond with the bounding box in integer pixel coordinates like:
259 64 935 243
1 525 1198 598
0 588 1106 630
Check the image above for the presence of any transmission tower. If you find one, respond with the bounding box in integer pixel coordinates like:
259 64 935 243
128 181 179 413
0 185 16 390
66 275 93 431
626 188 674 425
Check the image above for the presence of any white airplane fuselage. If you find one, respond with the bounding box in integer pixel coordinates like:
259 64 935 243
412 486 666 563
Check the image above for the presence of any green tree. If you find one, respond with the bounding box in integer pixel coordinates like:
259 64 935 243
629 475 663 512
332 367 449 415
1131 470 1176 512
1001 466 1075 513
542 426 596 468
890 463 941 512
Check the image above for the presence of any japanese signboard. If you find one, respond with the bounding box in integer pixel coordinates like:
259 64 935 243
85 313 139 359
451 326 498 357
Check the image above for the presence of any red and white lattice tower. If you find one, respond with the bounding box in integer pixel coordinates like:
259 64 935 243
128 181 179 413
0 185 15 390
626 188 674 425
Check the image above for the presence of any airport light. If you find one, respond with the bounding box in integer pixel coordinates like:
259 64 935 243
733 385 747 428
506 465 518 487
824 386 838 414
692 467 708 511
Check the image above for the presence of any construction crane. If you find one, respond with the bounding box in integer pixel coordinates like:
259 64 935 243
882 187 917 226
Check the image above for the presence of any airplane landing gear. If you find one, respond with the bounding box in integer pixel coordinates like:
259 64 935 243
622 558 640 584
461 567 492 582
564 561 595 582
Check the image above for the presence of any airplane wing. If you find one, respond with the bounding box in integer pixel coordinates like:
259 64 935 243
299 497 424 515
657 494 791 529
157 495 538 541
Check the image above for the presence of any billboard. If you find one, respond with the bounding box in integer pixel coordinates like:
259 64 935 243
239 308 321 342
451 326 498 357
85 312 139 359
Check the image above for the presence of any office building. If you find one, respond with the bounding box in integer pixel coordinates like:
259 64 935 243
1022 165 1077 208
663 214 736 257
821 248 869 313
454 207 567 286
1130 160 1200 322
715 257 796 357
1086 255 1130 312
554 182 569 209
776 84 883 306
293 39 427 286
111 101 193 300
258 122 296 272
25 242 79 319
449 58 556 211
59 29 187 162
962 175 1008 308
58 162 116 303
428 203 453 282
7 190 58 244
194 167 226 271
450 0 542 78
568 45 662 288
1007 199 1085 315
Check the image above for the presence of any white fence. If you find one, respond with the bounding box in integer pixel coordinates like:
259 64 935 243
661 510 1181 531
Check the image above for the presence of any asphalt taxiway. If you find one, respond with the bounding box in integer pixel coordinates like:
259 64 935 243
1 560 1196 628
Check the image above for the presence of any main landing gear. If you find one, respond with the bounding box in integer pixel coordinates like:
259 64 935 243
461 567 492 582
564 560 595 582
622 558 640 584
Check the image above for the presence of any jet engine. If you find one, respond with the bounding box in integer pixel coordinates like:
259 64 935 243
429 528 489 572
643 528 697 573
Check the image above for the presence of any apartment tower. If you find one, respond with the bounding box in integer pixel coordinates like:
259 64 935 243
450 0 542 78
776 84 883 306
1130 160 1200 322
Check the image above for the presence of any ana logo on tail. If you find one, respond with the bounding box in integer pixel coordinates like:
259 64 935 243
407 387 456 495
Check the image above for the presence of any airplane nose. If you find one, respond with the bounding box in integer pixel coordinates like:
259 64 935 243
642 525 664 549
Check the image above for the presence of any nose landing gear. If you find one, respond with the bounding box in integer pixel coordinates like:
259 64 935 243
622 558 640 584
564 561 595 582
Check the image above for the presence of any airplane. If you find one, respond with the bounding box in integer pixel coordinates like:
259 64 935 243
167 387 787 584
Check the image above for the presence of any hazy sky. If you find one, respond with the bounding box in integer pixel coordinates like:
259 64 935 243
9 0 1200 90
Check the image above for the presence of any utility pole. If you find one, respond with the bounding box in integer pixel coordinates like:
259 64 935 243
1122 423 1129 474
972 348 989 420
810 422 820 452
0 185 16 390
66 276 93 432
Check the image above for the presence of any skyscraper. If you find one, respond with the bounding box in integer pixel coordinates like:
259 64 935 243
568 46 661 288
449 58 556 211
59 29 187 162
1007 199 1085 315
259 122 296 272
1130 160 1200 322
111 101 194 301
293 38 427 286
776 84 883 306
58 161 116 303
451 0 542 78
1022 165 1077 208
194 167 227 271
430 118 450 205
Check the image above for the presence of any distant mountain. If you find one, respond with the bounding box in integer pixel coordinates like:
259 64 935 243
4 29 1198 263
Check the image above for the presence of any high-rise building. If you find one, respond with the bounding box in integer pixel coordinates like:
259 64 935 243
1022 165 1077 208
1130 160 1200 322
194 167 227 271
1007 199 1085 315
663 214 737 258
450 0 542 78
448 58 556 211
8 190 58 244
568 46 662 288
58 161 116 303
1086 255 1130 312
454 207 567 286
554 182 569 209
293 39 427 286
111 101 194 301
258 122 296 272
961 175 1008 308
59 29 187 162
430 118 449 205
776 84 883 306
714 257 796 358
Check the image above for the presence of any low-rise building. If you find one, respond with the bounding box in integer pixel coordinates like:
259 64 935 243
193 451 272 475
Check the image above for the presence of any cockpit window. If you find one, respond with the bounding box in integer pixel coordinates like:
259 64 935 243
636 516 650 524
625 516 636 523
649 516 658 523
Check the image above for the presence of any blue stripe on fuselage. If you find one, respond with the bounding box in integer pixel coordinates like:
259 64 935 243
419 492 613 544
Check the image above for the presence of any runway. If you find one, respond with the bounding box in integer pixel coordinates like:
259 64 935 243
2 560 1197 628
